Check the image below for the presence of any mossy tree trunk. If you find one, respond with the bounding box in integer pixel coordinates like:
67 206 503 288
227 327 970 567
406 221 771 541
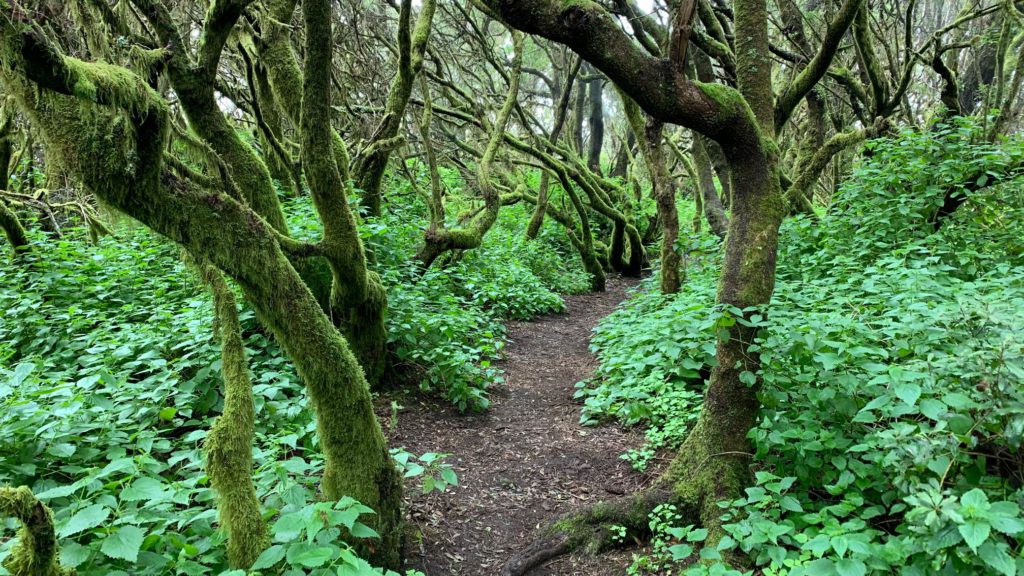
646 120 680 294
415 31 524 269
691 135 728 238
585 65 604 173
0 21 402 568
129 0 290 235
526 55 581 241
0 199 28 254
0 486 72 576
198 263 270 570
622 93 681 293
254 0 389 385
352 0 436 218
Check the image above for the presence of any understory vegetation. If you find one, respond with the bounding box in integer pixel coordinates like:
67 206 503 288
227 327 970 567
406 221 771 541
582 122 1024 575
0 194 585 575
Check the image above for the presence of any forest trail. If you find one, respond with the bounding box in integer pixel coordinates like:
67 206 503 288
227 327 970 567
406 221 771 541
392 275 654 575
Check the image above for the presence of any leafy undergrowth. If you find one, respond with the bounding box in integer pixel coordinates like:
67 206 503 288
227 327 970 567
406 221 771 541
0 197 586 574
582 121 1024 575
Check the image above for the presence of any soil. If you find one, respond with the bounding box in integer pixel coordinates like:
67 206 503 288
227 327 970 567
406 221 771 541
390 275 659 575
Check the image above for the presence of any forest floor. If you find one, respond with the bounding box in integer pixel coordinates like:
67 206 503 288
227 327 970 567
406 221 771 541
390 275 660 575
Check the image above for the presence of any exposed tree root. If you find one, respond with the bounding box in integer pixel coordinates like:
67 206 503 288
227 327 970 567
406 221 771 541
501 487 677 576
502 412 755 574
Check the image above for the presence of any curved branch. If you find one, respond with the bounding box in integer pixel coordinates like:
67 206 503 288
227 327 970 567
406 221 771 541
478 0 762 149
0 486 72 576
774 0 863 132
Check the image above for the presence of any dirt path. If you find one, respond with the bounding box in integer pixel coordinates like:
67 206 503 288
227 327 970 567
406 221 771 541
392 275 654 575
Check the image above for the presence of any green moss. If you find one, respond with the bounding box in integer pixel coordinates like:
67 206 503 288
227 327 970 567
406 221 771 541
0 487 74 576
0 199 29 253
200 265 269 569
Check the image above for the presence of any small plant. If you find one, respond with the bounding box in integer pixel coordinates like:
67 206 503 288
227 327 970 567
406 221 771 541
390 449 459 494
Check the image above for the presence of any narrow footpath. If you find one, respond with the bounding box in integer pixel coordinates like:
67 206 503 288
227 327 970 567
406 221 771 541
392 276 656 575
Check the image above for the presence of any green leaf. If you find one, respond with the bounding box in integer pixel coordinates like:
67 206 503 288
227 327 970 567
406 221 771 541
926 456 951 476
893 382 921 406
100 525 146 562
158 407 177 421
804 558 835 576
958 520 991 552
781 495 804 512
835 558 867 576
989 502 1024 535
59 542 91 568
830 535 849 557
668 543 693 560
121 477 170 502
288 545 335 567
272 512 305 542
961 488 990 512
59 504 110 537
34 484 78 500
10 362 35 387
349 522 379 539
978 541 1016 576
251 544 286 570
699 547 721 561
687 528 708 542
440 467 458 486
919 398 945 420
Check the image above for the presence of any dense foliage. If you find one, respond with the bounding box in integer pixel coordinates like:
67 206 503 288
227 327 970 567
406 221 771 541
0 194 586 575
582 123 1024 575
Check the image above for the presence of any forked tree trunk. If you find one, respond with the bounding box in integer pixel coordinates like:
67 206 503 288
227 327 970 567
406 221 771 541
255 0 390 385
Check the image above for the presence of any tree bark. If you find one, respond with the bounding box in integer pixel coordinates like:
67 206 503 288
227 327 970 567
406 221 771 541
254 0 390 385
199 263 269 569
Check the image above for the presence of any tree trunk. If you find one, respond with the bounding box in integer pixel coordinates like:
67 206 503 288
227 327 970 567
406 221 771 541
692 136 728 238
0 199 29 254
0 39 403 567
199 264 269 569
353 0 436 217
256 0 389 385
524 170 549 239
646 120 680 294
0 487 71 576
586 67 604 173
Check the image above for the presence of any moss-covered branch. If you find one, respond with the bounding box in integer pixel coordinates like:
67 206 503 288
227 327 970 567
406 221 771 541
0 486 73 576
353 0 436 216
129 0 289 233
786 120 885 210
416 31 524 269
852 3 888 116
478 0 763 148
773 0 863 132
0 199 29 253
299 0 390 386
197 262 269 570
